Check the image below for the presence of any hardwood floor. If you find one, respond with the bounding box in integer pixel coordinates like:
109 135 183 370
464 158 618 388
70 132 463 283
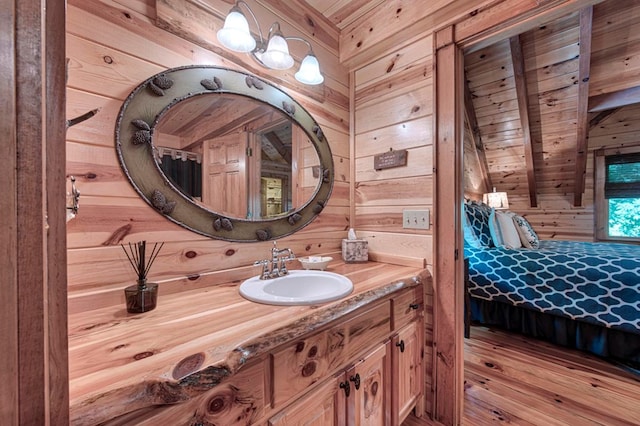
403 326 640 426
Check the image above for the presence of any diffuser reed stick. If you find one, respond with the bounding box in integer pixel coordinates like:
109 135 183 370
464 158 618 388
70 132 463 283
121 241 164 313
121 240 164 287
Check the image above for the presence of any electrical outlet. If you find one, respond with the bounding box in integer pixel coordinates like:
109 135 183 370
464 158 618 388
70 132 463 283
403 209 430 230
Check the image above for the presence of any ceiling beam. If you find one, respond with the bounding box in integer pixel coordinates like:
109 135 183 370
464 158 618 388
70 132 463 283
182 106 268 151
589 107 621 130
588 85 640 112
573 6 593 207
509 34 537 208
464 79 492 192
263 132 292 165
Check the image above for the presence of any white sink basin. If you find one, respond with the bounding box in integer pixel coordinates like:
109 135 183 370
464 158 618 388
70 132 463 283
239 270 354 306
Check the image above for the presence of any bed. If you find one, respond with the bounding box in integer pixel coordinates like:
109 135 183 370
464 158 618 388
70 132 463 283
463 201 640 367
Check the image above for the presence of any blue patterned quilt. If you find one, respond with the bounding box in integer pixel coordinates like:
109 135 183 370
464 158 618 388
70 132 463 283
465 240 640 335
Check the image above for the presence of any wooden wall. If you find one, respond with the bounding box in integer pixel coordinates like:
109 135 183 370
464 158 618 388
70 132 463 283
352 36 434 270
463 0 640 241
346 1 527 287
65 0 350 314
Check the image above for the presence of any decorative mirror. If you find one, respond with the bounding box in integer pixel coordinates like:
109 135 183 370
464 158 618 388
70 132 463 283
115 65 333 242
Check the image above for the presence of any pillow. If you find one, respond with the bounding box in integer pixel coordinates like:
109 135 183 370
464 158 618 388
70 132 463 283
495 210 522 249
512 213 539 249
464 202 493 248
488 209 504 247
464 210 483 248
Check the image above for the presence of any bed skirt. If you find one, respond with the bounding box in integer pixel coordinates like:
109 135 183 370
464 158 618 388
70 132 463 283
469 296 640 369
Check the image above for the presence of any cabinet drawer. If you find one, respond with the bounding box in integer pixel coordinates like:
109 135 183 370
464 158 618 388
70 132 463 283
272 301 391 408
392 286 423 330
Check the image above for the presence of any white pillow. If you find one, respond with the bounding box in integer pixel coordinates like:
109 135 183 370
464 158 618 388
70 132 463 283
495 211 522 249
488 209 504 247
512 213 540 249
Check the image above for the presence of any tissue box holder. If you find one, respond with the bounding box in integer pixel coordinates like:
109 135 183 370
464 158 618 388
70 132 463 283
342 239 368 263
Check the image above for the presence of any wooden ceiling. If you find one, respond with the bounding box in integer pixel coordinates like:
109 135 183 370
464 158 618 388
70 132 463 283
300 0 386 30
302 0 640 209
464 0 640 207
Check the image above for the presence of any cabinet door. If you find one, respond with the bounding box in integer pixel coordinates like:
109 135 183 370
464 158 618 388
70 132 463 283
269 373 345 426
346 343 390 426
392 320 423 425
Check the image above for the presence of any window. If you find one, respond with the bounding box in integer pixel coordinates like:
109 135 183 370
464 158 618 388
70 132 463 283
595 149 640 241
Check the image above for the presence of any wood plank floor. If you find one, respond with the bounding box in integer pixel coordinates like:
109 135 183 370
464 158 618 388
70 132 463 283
403 326 640 426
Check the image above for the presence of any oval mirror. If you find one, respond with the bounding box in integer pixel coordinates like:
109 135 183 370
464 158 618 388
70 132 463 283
115 66 333 242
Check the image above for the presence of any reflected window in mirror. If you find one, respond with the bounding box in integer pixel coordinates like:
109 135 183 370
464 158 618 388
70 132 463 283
156 147 202 201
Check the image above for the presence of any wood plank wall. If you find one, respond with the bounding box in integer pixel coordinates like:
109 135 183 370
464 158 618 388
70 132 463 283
65 0 350 314
353 37 434 270
463 0 640 241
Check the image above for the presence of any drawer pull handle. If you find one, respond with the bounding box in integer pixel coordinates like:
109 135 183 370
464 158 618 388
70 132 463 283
340 380 351 397
349 373 361 390
396 340 405 353
409 303 420 310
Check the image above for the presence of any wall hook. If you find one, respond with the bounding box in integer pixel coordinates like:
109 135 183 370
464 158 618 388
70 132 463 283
66 176 80 222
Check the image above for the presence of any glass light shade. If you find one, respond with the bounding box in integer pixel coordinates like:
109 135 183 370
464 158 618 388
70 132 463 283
483 190 510 209
216 9 256 53
260 34 294 69
295 54 324 85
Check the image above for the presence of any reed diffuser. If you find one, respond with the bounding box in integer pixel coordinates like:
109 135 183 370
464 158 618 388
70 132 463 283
121 240 164 313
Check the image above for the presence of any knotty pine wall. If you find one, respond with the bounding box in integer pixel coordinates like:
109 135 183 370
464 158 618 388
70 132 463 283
65 0 350 314
462 1 640 242
352 37 434 270
346 1 505 272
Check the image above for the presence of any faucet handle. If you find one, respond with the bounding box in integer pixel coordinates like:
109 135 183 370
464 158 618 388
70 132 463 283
278 250 295 276
254 259 270 280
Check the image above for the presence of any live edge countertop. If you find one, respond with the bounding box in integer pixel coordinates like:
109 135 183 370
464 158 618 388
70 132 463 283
68 260 430 425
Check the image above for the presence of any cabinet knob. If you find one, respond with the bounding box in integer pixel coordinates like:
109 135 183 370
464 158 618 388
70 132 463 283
396 340 405 353
349 373 361 390
339 380 351 397
409 303 420 310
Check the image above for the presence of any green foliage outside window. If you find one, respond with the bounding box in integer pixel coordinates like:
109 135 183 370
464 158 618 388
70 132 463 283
608 198 640 237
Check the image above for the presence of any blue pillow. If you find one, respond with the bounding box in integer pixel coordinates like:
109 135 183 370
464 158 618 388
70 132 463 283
464 202 493 248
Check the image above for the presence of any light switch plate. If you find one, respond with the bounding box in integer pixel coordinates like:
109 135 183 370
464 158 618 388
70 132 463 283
403 209 430 230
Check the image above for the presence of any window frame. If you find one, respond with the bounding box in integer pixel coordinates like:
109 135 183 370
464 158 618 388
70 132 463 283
594 146 640 243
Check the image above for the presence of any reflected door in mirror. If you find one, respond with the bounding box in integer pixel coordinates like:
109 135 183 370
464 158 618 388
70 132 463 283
203 131 247 218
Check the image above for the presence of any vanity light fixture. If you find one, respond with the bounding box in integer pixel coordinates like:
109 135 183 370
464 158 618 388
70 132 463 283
216 1 324 85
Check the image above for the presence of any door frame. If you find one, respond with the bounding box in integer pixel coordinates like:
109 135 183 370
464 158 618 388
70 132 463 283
432 0 605 424
1 0 68 424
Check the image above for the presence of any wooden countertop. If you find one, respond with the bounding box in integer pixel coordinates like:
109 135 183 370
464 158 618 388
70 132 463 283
68 260 429 425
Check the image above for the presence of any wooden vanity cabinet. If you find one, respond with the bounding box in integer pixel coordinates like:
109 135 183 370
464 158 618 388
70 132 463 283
392 320 423 425
97 284 424 426
270 300 391 409
269 342 390 426
268 373 346 425
269 286 424 426
345 342 391 425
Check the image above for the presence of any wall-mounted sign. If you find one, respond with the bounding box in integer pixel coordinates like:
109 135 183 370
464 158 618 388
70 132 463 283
374 149 408 170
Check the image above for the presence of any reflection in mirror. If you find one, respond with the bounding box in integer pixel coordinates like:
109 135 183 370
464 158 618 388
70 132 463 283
115 65 334 242
153 94 319 220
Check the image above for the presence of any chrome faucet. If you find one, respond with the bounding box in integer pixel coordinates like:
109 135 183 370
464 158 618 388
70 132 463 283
254 242 295 279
